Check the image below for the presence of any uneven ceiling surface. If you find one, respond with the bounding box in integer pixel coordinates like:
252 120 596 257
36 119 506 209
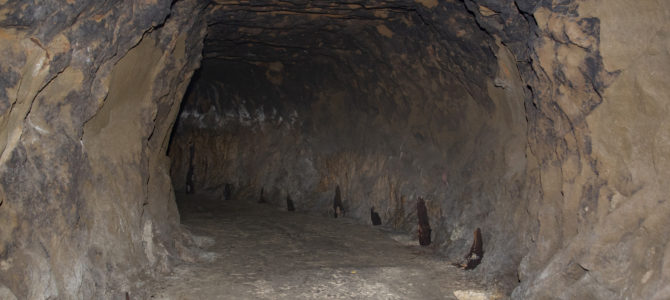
0 0 669 299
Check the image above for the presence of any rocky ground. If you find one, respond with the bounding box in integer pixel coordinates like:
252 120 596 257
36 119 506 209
144 193 503 300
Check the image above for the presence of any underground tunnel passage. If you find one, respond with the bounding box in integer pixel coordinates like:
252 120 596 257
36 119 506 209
1 0 669 299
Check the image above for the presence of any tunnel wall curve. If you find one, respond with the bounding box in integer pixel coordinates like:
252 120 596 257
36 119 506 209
170 0 670 298
0 0 667 298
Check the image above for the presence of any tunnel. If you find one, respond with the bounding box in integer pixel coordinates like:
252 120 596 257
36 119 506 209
0 0 669 299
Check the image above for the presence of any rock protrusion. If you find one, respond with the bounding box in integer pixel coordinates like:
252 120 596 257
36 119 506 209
370 207 382 225
186 143 195 194
333 185 344 218
453 227 483 270
417 197 431 246
287 194 295 211
259 188 266 203
223 183 232 200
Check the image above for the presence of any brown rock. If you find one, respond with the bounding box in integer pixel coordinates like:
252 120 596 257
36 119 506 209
370 207 382 226
259 188 266 204
417 197 431 246
286 194 295 211
2 0 668 298
333 185 344 218
453 228 483 270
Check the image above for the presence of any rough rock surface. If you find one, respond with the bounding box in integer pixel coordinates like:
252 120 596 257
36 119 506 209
0 0 668 298
512 1 670 298
170 0 670 298
0 1 206 298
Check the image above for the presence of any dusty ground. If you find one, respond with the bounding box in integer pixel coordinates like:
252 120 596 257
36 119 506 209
145 194 500 299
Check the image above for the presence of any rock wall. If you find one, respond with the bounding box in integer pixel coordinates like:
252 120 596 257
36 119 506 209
170 0 670 298
0 0 667 298
511 1 670 298
0 1 206 298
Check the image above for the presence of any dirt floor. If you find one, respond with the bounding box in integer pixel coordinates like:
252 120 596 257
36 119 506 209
144 194 500 299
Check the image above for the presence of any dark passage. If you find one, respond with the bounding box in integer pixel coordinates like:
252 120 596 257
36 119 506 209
165 0 526 296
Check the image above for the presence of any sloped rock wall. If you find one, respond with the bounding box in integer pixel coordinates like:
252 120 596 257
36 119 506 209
0 1 206 298
511 1 670 298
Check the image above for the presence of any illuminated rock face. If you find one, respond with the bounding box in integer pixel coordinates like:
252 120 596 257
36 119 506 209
0 1 207 298
1 0 669 298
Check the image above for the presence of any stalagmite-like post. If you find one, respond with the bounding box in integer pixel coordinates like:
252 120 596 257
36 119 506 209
333 185 344 218
417 197 431 246
287 194 295 211
453 228 483 270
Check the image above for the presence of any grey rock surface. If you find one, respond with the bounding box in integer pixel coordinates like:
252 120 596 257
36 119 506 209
0 0 668 298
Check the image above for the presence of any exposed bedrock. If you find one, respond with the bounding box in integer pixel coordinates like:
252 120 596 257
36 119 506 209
0 0 668 298
0 0 207 298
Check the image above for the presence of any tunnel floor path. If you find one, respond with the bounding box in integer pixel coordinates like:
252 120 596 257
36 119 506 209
146 193 497 299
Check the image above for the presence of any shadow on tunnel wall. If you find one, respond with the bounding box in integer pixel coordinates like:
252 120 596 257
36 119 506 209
168 1 528 290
